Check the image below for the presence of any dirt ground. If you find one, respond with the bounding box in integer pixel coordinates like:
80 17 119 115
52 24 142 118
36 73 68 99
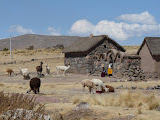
0 49 160 120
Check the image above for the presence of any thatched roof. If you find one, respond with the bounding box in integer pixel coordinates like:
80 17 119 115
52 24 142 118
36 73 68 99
63 35 125 53
137 37 160 56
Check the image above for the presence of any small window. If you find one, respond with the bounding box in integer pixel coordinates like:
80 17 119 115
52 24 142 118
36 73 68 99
104 45 106 48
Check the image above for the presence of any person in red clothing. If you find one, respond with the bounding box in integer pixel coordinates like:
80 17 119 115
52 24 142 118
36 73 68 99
101 67 107 77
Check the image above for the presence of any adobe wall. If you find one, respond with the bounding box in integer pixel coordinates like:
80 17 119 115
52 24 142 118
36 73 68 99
139 43 154 73
138 43 160 79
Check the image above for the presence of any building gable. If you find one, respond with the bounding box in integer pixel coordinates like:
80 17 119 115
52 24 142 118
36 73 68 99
138 37 160 56
63 35 125 57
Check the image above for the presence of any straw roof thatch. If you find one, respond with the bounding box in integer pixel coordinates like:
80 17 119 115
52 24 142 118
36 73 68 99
63 35 125 54
137 37 160 56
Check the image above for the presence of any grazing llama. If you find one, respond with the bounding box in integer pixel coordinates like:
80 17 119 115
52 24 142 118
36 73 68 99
19 67 30 80
82 79 95 94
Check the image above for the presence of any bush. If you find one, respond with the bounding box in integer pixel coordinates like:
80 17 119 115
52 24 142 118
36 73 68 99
3 48 9 51
0 91 51 120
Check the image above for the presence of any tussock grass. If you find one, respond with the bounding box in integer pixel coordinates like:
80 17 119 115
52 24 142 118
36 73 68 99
0 91 47 119
0 83 4 87
72 90 160 110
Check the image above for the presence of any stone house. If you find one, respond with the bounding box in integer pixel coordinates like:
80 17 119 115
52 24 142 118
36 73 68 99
137 37 160 79
63 35 126 75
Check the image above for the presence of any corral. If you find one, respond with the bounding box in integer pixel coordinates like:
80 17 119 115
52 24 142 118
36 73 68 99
0 48 160 120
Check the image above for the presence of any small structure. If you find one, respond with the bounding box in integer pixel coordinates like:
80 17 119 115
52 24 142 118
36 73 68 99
63 35 125 75
137 37 160 79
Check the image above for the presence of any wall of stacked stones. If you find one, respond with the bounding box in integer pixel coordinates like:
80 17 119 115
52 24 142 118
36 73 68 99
113 56 145 81
87 40 121 75
64 39 118 74
144 72 160 80
64 57 88 74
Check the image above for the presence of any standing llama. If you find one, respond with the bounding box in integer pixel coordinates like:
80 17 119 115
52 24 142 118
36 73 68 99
45 64 50 76
27 77 41 94
6 68 15 77
56 63 70 76
36 62 43 77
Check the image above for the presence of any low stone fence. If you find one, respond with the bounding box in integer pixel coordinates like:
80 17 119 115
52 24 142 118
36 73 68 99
113 55 145 81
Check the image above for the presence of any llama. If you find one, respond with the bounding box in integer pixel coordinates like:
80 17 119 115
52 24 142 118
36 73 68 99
90 79 109 92
19 67 30 80
82 79 95 94
6 68 14 77
27 77 41 94
102 85 114 92
45 64 50 76
56 63 70 76
36 62 43 77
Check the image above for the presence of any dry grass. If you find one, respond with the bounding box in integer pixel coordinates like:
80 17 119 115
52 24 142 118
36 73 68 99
0 91 47 119
1 48 160 119
0 48 64 74
123 46 140 55
72 90 160 111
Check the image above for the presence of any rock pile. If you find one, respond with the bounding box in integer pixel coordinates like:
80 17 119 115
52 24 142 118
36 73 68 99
116 85 160 90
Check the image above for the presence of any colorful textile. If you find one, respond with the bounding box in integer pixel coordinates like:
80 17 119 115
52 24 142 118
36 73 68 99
108 68 112 75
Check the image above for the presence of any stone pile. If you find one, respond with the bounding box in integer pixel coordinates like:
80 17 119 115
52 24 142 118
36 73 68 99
116 85 160 90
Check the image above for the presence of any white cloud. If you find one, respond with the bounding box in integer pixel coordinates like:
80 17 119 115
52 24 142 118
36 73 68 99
94 20 128 40
116 11 157 25
9 25 34 34
69 11 160 41
48 27 61 36
69 20 94 35
69 19 128 40
122 23 160 34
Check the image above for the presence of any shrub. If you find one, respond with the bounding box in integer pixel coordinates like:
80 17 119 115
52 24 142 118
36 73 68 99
0 91 50 119
3 48 9 51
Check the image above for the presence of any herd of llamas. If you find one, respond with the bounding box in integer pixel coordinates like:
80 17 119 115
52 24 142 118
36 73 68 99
6 61 114 94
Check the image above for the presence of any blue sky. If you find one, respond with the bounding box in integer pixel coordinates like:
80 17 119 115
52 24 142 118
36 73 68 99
0 0 160 45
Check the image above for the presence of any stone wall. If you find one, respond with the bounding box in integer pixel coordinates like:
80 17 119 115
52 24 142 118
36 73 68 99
64 39 121 75
87 40 121 75
64 57 88 74
113 55 145 81
144 72 160 80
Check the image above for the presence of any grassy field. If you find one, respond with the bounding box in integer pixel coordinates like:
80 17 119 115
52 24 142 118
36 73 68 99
0 48 160 120
123 46 140 55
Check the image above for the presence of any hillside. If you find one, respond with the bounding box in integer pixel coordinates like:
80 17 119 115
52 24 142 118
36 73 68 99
0 34 140 54
0 34 80 50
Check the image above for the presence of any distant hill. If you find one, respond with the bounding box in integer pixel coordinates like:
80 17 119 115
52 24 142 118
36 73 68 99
123 46 140 55
0 34 80 50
